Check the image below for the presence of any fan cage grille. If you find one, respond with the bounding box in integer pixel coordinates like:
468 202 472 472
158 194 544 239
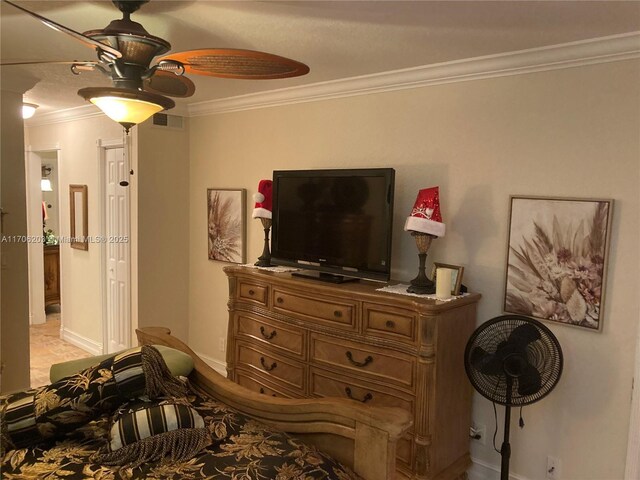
465 315 563 406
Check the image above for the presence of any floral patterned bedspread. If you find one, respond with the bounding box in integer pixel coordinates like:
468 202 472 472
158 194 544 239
1 382 360 480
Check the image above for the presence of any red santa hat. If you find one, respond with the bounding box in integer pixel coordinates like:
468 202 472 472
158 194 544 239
252 179 273 219
403 186 445 237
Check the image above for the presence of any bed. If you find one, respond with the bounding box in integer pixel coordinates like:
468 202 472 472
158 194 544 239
1 327 412 480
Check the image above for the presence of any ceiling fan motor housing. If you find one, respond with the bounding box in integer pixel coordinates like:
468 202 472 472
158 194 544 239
112 1 150 16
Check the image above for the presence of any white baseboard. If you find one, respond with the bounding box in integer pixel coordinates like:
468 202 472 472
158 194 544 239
194 350 228 377
469 458 531 480
61 327 103 356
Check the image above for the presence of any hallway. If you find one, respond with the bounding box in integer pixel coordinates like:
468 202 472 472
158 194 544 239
30 307 92 388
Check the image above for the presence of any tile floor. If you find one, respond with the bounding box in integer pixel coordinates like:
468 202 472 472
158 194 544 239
30 306 93 388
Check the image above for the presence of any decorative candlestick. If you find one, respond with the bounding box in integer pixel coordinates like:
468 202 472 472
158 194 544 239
407 232 436 294
255 217 272 267
403 186 446 295
252 179 273 267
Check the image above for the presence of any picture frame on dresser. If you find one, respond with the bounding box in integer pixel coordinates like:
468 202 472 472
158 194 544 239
431 263 464 295
504 195 613 331
207 188 246 263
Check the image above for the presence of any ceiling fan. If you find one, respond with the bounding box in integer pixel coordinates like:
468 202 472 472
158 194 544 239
2 0 310 129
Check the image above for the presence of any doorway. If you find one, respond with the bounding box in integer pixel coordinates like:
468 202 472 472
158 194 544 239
25 150 61 324
26 149 88 387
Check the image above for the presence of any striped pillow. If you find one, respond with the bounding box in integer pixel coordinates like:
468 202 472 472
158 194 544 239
91 400 213 468
109 401 205 450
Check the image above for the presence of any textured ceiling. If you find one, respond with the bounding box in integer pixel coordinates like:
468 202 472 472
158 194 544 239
2 1 640 115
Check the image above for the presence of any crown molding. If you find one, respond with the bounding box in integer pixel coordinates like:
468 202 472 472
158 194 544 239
27 103 190 127
188 32 640 117
26 104 104 127
25 32 640 124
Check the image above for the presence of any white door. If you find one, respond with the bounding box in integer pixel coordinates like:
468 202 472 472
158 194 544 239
104 146 130 353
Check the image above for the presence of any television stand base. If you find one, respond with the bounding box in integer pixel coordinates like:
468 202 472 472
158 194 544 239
292 271 360 284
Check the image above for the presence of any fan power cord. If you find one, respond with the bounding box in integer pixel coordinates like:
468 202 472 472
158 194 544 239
492 402 500 453
491 403 526 453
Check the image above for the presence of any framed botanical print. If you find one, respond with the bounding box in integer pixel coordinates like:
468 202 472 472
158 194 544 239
207 188 246 263
504 196 613 331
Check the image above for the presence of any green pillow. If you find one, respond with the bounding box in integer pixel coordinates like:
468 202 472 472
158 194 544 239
50 345 194 383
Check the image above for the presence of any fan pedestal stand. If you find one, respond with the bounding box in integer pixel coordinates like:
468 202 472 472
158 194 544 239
501 380 513 480
255 218 272 267
465 315 564 480
407 232 436 294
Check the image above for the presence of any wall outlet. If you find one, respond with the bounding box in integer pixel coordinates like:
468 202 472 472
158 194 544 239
219 337 226 353
470 423 486 445
546 455 560 480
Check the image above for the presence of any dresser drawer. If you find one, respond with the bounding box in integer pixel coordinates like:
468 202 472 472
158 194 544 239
310 333 415 389
310 367 414 414
236 342 305 391
236 314 305 359
272 287 357 330
363 303 417 343
238 280 268 306
235 368 296 398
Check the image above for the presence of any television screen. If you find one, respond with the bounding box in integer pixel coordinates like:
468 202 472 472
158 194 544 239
271 168 395 282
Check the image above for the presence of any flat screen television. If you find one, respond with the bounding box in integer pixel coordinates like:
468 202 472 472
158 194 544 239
271 168 395 282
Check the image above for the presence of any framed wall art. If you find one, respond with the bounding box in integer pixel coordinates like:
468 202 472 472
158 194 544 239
207 188 246 263
69 184 88 251
504 195 613 331
431 263 464 295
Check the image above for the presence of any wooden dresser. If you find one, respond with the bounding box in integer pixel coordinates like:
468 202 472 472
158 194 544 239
224 265 480 480
44 244 61 306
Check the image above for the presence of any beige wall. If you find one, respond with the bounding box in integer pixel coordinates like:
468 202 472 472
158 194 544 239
188 59 640 479
1 90 31 393
136 121 190 342
26 117 191 349
26 117 123 349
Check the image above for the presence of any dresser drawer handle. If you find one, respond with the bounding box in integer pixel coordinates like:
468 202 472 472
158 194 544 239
385 320 396 329
345 387 373 403
259 326 277 340
345 351 373 368
260 357 277 371
334 310 342 318
276 297 284 304
259 388 276 397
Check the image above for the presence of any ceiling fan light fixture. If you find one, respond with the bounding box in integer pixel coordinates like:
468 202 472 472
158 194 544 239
22 103 39 119
78 87 174 129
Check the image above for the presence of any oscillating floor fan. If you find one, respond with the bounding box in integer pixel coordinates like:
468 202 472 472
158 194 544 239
464 315 563 480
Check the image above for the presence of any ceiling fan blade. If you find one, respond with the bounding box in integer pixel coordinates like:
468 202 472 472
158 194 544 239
470 347 503 376
144 71 195 98
2 0 122 60
158 49 309 80
1 60 98 68
517 363 542 396
508 323 541 347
